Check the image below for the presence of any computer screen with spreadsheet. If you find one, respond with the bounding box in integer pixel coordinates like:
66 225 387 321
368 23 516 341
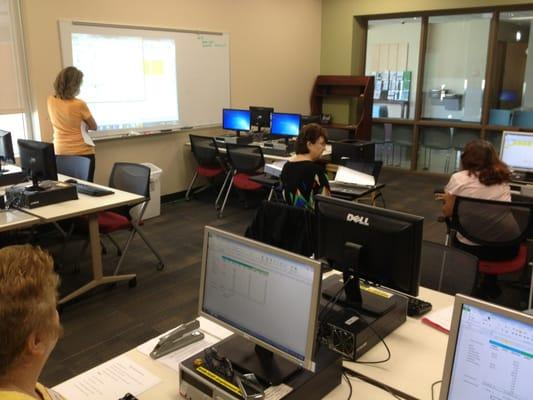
500 131 533 172
440 295 533 400
198 226 322 372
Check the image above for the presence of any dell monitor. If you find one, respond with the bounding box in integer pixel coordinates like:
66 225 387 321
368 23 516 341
18 139 58 191
315 194 423 315
500 130 533 181
440 294 533 400
249 106 273 133
270 112 301 144
222 108 251 136
0 130 15 172
199 226 322 385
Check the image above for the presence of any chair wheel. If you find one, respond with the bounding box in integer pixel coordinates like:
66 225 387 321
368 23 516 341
156 262 165 271
128 277 137 288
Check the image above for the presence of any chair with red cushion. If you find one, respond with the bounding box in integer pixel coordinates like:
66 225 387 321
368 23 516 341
218 143 265 218
98 162 165 274
449 196 533 300
186 135 226 203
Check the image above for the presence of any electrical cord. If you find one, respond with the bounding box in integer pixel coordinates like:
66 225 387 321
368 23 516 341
343 368 404 399
348 308 391 364
342 372 353 400
431 380 442 400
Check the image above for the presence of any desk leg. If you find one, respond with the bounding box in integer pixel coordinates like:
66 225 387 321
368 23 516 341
59 213 137 305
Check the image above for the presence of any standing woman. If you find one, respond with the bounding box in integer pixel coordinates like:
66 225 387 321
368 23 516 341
47 66 97 181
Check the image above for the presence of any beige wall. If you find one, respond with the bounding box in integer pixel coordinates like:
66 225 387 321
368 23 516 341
20 0 321 194
321 0 533 75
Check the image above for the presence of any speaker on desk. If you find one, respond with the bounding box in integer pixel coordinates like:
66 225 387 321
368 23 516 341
331 140 375 164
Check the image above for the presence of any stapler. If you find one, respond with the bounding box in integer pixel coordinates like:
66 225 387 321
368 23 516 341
150 320 204 359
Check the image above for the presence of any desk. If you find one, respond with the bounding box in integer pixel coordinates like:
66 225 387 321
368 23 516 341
54 288 453 400
1 175 145 304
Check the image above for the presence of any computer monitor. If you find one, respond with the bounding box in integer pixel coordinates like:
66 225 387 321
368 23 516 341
440 294 533 400
249 106 273 133
222 108 251 136
315 194 423 315
18 139 58 191
0 130 15 172
500 131 533 181
199 226 322 384
270 112 301 143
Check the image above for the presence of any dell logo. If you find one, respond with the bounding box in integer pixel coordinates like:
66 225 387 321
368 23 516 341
346 213 369 226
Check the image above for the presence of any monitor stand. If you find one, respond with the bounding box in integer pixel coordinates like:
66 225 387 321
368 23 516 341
216 335 301 386
322 242 395 316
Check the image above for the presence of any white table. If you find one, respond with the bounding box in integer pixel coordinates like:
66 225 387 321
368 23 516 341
1 175 145 304
54 288 453 400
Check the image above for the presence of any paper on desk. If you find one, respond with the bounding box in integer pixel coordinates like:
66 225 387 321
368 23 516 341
81 121 95 147
53 357 160 400
421 305 453 334
333 166 375 186
264 383 293 400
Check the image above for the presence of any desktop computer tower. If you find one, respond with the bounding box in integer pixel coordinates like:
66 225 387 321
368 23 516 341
331 140 375 164
6 181 78 208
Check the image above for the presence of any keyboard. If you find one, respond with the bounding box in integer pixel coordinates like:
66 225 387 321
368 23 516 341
262 147 290 157
71 182 114 197
407 297 432 317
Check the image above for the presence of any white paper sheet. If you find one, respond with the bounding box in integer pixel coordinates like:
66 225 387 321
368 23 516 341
53 358 160 400
81 121 95 147
333 166 375 186
422 305 453 333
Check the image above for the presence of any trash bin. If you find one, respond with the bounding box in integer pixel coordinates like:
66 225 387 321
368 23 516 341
131 162 162 220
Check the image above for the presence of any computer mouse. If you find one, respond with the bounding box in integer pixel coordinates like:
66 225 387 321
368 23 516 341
65 178 77 184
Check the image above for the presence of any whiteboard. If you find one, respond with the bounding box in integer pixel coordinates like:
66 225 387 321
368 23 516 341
59 21 230 131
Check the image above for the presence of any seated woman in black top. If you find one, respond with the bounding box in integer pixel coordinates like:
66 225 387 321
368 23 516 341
281 123 330 209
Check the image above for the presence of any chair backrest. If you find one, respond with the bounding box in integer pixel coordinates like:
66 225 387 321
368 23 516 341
56 155 91 181
245 200 316 257
451 128 479 149
420 240 478 296
225 143 264 174
421 127 452 149
342 160 382 182
489 108 512 126
512 110 533 128
450 196 533 247
189 135 220 167
109 162 151 198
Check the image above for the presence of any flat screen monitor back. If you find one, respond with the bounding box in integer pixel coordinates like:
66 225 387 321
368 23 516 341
315 194 423 298
0 130 15 165
18 139 58 190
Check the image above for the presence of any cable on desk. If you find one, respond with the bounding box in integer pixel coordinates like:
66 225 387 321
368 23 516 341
343 368 406 400
342 372 353 400
349 308 391 364
431 379 442 400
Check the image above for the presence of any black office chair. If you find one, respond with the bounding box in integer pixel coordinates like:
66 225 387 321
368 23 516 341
420 240 478 296
245 200 316 257
56 155 92 181
449 196 533 300
81 163 165 274
186 135 227 204
218 144 265 218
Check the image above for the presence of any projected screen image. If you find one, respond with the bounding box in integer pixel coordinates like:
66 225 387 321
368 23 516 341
500 132 533 171
222 109 251 132
270 113 301 137
72 33 179 130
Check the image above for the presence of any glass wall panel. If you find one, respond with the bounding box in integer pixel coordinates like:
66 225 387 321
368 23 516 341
488 11 533 129
422 14 491 123
365 18 421 120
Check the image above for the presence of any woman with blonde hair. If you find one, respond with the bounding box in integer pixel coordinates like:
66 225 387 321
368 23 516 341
47 66 97 181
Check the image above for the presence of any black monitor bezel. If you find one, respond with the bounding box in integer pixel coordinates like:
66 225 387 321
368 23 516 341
222 108 251 133
249 106 274 130
270 112 301 138
0 130 15 164
18 139 58 185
